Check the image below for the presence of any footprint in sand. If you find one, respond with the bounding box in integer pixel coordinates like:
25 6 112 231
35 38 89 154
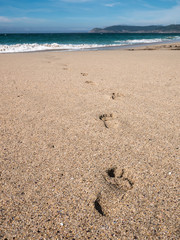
85 80 95 85
81 73 88 76
111 92 124 100
47 144 55 149
94 167 134 217
103 167 134 190
99 113 118 129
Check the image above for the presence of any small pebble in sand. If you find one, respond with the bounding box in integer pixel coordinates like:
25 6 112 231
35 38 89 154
168 172 172 175
60 223 64 226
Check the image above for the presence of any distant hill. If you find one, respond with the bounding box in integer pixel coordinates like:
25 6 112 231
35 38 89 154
90 25 180 33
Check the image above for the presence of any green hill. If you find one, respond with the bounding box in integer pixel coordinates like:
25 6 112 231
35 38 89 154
90 25 180 33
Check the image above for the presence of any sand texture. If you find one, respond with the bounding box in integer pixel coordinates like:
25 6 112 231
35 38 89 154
0 46 180 239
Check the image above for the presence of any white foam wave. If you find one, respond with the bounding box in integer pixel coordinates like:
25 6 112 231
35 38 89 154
0 43 121 53
114 38 163 44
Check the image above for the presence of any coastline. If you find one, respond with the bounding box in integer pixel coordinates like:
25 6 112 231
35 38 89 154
0 47 179 239
83 40 180 52
125 40 180 50
1 38 180 54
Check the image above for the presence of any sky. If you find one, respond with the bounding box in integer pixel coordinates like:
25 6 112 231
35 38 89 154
0 0 180 33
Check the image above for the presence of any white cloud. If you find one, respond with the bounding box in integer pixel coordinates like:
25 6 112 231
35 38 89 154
104 2 123 8
0 16 11 23
105 4 115 7
117 3 180 25
0 16 47 24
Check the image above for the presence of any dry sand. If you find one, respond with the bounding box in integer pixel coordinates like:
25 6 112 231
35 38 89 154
0 44 180 239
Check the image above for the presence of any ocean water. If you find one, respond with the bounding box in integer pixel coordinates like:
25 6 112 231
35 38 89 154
0 33 180 53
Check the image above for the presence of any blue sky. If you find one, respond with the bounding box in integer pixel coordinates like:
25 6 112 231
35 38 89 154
0 0 180 32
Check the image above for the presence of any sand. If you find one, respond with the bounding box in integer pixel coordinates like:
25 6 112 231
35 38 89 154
0 43 180 239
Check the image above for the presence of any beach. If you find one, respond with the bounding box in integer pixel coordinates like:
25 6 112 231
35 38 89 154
0 44 180 239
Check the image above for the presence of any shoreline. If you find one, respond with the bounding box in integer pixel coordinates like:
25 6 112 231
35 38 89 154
1 40 180 54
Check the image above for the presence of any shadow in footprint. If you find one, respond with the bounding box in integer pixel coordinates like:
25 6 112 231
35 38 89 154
94 194 105 216
107 168 115 178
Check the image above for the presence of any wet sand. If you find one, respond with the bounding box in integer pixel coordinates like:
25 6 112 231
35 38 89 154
0 44 180 239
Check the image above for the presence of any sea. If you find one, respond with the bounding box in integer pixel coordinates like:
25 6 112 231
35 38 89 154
0 33 180 53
